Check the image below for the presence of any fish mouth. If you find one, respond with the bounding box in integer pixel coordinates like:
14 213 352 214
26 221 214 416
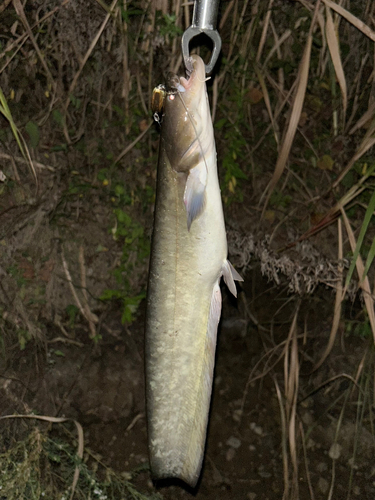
179 55 206 94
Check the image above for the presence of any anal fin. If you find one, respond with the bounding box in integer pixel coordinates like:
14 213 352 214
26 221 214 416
207 281 222 360
222 260 243 298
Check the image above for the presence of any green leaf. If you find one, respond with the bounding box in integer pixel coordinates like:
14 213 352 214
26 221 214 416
114 184 125 196
100 289 123 301
53 350 65 357
25 121 40 148
66 304 79 327
345 189 375 287
215 118 227 129
0 86 28 161
114 208 132 226
362 234 375 283
97 169 108 181
121 294 145 324
69 93 81 109
52 109 63 125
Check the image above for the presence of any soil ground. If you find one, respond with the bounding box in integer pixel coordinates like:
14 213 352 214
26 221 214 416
1 261 375 499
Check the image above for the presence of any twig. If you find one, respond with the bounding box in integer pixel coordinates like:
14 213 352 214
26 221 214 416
13 0 54 84
125 412 145 432
0 152 55 172
114 120 153 164
63 0 118 143
61 249 97 339
48 337 84 347
78 246 98 338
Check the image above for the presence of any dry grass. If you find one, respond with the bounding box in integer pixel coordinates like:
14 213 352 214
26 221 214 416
0 414 84 500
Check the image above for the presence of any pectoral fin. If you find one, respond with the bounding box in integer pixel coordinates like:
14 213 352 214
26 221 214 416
184 163 207 230
222 260 243 298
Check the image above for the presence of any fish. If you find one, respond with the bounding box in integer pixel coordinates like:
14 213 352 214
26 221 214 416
145 54 242 488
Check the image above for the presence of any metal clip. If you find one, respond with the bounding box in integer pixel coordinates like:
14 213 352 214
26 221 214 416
181 0 222 74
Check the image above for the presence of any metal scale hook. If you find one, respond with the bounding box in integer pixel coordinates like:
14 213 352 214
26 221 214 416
181 0 222 75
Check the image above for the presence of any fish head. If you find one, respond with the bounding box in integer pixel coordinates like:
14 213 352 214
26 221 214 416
160 55 213 173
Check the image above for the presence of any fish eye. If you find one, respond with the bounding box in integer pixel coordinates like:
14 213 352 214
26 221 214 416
168 95 175 101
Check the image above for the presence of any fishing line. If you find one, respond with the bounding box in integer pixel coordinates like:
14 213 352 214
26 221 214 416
175 86 209 178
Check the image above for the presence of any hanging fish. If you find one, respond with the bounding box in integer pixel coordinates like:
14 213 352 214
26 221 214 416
145 55 242 488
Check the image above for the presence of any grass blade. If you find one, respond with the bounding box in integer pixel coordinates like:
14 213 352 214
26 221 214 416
322 0 375 42
325 5 347 118
260 29 312 209
345 189 375 288
362 226 375 283
313 219 344 370
341 209 375 343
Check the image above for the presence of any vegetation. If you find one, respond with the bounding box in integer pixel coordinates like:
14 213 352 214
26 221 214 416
0 0 374 499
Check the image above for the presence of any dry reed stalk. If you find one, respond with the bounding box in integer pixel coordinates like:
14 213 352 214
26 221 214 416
239 1 259 62
348 100 375 135
325 4 347 120
332 108 375 190
216 0 252 88
12 0 54 85
0 0 11 13
78 246 99 332
147 3 156 109
299 421 316 500
61 249 98 339
322 0 375 42
313 218 344 371
0 40 28 76
271 308 300 500
274 379 289 500
344 54 369 132
256 0 274 63
346 361 372 500
171 0 182 72
284 309 300 499
250 78 296 155
219 0 235 31
341 209 375 342
259 1 321 214
182 0 191 29
63 0 118 143
326 374 356 500
351 350 367 402
262 25 292 71
114 120 153 164
136 68 149 116
121 0 131 135
253 65 279 147
239 331 307 427
288 160 375 246
8 155 20 182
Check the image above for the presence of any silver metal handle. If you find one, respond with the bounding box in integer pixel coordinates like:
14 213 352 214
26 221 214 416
181 0 222 74
192 0 220 30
